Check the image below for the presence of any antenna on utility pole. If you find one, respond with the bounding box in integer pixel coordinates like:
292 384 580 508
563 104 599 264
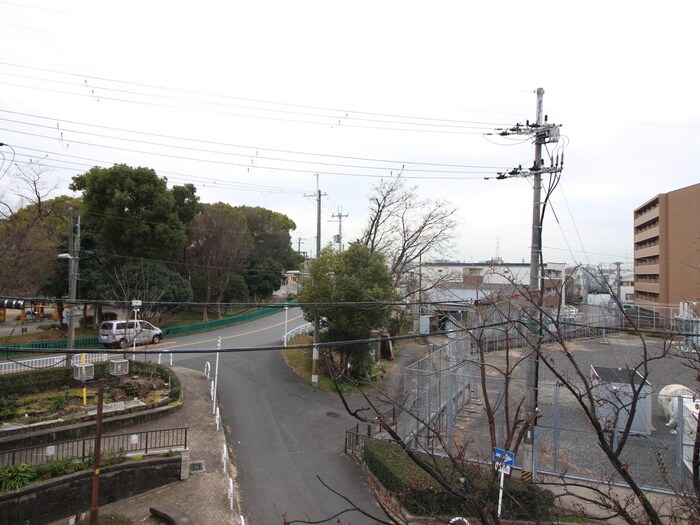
490 88 563 483
329 207 348 252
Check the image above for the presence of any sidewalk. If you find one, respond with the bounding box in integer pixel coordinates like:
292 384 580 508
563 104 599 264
52 366 239 525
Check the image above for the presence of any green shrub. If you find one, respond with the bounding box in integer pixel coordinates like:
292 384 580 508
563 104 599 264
48 392 70 412
100 451 126 466
34 458 89 480
0 463 36 491
363 439 554 521
363 439 463 515
0 394 19 420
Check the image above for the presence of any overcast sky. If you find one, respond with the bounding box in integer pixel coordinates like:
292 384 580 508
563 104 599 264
2 1 698 271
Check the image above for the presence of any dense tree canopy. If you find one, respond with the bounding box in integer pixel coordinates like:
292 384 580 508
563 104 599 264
70 164 194 261
186 203 252 319
6 163 301 309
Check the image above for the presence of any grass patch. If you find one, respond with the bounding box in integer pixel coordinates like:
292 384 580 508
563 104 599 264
281 337 337 392
281 335 384 392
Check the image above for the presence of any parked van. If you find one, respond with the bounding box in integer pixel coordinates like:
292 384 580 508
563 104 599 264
98 320 163 349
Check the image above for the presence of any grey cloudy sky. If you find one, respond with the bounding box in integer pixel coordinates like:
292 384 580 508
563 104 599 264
1 1 698 269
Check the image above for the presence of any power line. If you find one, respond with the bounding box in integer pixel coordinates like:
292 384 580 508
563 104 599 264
0 60 511 131
0 110 507 173
1 116 507 176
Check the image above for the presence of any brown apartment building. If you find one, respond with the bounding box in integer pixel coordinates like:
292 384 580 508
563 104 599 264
634 182 700 314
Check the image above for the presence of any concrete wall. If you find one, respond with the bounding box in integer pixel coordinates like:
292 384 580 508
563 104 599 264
0 403 180 452
0 456 181 525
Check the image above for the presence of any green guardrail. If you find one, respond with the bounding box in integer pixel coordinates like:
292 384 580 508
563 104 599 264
2 306 285 351
164 307 280 337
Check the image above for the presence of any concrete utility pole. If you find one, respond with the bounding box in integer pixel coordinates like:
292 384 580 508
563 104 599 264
522 87 545 483
330 207 348 252
305 174 326 388
313 185 321 387
614 261 622 302
491 88 563 482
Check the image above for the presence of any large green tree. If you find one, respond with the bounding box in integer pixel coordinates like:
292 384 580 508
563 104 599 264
236 206 300 268
299 244 398 378
186 203 252 320
236 206 303 299
70 164 195 261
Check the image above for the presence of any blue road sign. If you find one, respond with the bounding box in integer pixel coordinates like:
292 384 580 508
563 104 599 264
493 447 515 467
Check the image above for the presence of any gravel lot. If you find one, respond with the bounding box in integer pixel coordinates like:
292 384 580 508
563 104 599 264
452 332 698 490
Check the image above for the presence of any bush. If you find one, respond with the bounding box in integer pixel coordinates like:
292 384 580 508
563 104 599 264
0 394 19 420
363 439 555 520
48 392 70 412
34 458 90 480
0 463 35 491
363 439 463 515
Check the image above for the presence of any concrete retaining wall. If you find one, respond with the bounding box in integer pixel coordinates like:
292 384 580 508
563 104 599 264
0 456 181 525
0 403 181 451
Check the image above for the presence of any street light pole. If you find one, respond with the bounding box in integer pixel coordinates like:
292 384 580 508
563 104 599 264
66 207 77 353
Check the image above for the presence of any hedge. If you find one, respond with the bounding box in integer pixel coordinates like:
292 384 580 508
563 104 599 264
362 438 554 520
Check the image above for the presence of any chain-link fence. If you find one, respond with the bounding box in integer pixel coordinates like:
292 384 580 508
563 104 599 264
398 322 698 493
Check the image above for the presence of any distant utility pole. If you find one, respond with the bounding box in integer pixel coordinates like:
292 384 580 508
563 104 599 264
614 261 622 302
329 207 348 252
492 88 563 482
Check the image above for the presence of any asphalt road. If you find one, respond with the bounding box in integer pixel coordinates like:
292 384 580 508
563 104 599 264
153 308 386 525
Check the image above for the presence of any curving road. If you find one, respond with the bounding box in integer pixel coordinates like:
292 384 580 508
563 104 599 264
154 308 385 524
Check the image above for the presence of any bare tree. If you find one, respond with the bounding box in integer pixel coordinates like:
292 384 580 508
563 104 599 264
358 175 458 290
0 163 72 296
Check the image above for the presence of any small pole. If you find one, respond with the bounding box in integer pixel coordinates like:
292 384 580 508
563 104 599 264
497 468 505 518
213 337 221 414
89 379 105 525
284 306 289 347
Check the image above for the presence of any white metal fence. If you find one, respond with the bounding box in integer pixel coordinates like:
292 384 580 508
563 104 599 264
0 355 69 375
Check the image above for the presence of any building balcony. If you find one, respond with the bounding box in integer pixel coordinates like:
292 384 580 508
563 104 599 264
634 264 659 275
634 208 659 227
634 246 660 259
633 225 659 243
634 282 660 294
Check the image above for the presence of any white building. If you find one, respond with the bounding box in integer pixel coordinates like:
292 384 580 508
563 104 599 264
422 259 566 308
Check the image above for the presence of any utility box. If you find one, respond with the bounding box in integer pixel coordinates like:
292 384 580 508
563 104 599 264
590 365 652 435
419 315 437 335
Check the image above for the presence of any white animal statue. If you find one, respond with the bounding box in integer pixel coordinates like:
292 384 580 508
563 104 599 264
658 384 696 433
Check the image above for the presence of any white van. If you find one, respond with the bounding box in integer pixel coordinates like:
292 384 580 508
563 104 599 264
98 320 163 349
